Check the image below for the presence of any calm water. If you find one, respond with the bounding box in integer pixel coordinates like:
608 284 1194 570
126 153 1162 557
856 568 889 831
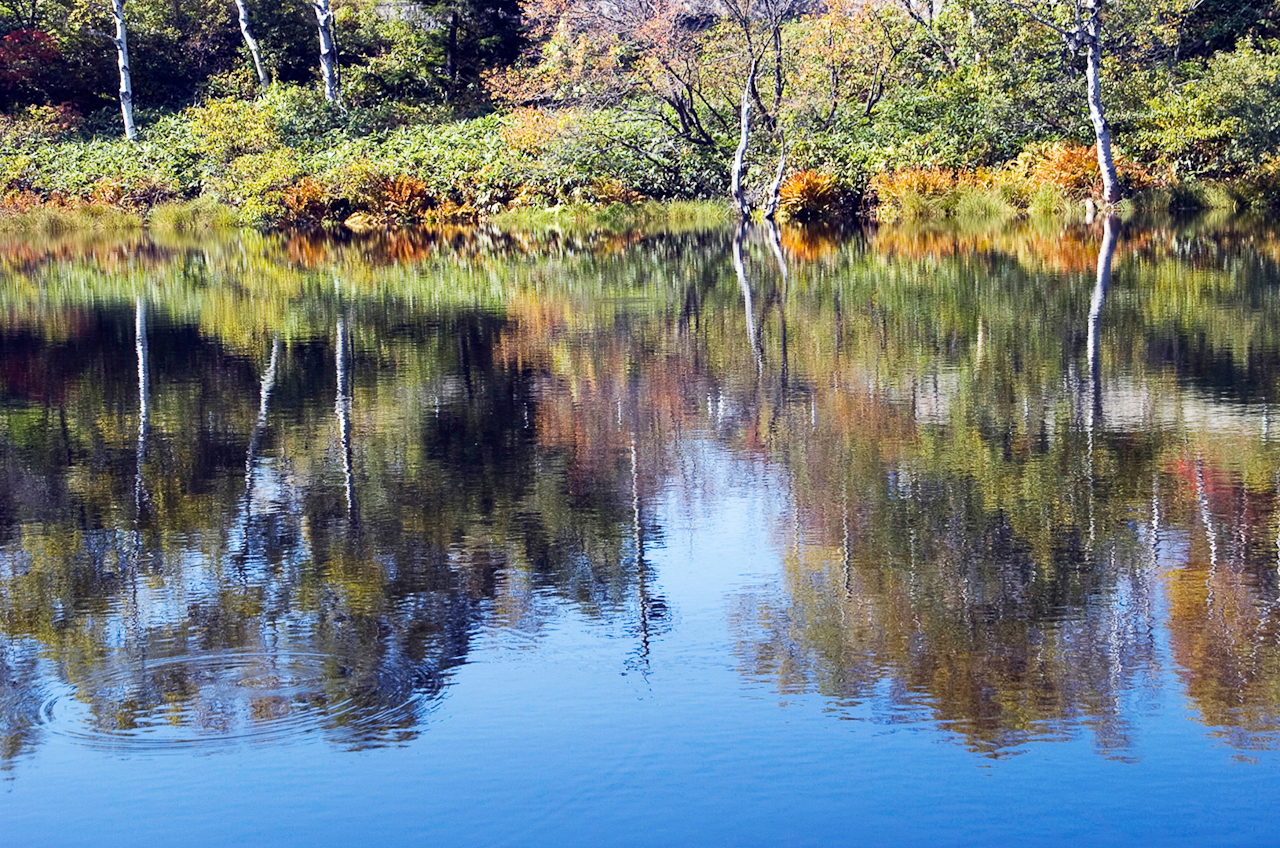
2 217 1280 845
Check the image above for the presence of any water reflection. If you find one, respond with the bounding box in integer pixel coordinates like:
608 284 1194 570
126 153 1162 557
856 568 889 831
1 218 1280 763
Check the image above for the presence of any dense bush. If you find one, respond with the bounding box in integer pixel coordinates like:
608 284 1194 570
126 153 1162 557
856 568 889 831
1136 40 1280 179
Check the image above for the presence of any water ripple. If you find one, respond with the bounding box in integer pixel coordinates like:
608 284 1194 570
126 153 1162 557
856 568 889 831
38 650 437 753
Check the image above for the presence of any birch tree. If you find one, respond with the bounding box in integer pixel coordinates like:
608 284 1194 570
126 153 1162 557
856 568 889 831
111 0 136 140
725 0 813 220
234 0 270 88
1001 0 1122 202
312 0 339 103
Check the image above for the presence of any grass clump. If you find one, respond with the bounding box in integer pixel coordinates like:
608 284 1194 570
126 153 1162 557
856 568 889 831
147 198 238 232
0 202 143 233
868 143 1160 223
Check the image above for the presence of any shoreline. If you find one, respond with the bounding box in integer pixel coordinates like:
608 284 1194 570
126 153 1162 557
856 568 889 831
1 182 1270 236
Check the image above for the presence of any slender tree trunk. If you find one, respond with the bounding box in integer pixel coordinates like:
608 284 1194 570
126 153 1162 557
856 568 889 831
234 336 280 567
112 0 136 141
312 0 339 104
760 23 787 220
246 336 281 489
765 219 789 296
134 298 149 523
733 224 763 373
336 318 355 516
234 0 270 88
732 57 758 220
446 9 458 84
1087 214 1118 432
630 432 652 673
1084 17 1121 203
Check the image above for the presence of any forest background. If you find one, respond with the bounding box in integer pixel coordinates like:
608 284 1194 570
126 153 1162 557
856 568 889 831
1 0 1279 228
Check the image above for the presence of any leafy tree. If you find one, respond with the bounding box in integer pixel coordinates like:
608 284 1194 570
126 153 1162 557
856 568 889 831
422 0 523 105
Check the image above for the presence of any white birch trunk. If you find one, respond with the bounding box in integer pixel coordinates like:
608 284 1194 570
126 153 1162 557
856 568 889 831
312 0 339 104
234 0 270 88
731 57 758 220
112 0 137 141
1084 8 1121 204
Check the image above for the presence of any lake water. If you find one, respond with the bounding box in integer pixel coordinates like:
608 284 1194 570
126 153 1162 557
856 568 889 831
1 216 1280 845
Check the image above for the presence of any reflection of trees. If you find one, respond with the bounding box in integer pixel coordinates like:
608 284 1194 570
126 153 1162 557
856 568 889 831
0 639 43 768
1166 457 1280 750
0 306 657 759
715 217 1280 755
722 233 1163 755
3 219 1280 758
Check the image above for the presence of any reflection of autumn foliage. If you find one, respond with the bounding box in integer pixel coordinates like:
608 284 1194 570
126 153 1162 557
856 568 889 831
0 232 181 276
1167 540 1280 748
498 294 710 497
778 224 851 263
869 220 1156 273
727 363 1160 755
1164 453 1280 748
498 279 1171 754
7 224 1280 757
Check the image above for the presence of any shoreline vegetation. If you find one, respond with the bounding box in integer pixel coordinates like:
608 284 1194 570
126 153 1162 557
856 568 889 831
3 93 1277 234
1 172 1273 235
3 3 1280 233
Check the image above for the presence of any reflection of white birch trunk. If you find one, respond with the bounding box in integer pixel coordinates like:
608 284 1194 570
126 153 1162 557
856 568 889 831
841 481 852 599
1083 214 1118 549
1150 473 1162 570
631 434 651 670
231 337 281 568
134 298 149 522
112 0 137 141
234 0 270 88
766 220 790 386
765 219 789 294
763 136 786 221
312 0 340 104
336 319 354 514
245 336 281 493
1087 214 1119 431
1275 469 1280 573
732 225 763 373
1195 456 1220 575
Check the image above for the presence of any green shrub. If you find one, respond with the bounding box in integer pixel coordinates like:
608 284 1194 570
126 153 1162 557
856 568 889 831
186 96 280 163
205 149 308 226
1136 39 1280 179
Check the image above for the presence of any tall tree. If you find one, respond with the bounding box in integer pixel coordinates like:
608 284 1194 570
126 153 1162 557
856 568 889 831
724 0 810 218
1003 0 1121 202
